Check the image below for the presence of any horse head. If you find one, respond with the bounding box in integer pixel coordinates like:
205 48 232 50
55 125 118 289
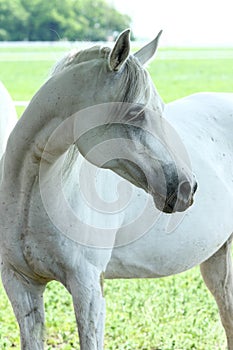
70 30 197 213
20 29 197 215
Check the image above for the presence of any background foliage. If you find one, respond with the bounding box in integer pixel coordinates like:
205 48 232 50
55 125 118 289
0 0 131 41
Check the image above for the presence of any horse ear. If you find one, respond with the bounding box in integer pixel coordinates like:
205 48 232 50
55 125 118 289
109 29 131 71
134 30 163 65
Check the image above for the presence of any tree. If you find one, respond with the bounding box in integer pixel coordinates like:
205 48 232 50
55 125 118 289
70 0 131 41
0 0 132 41
0 0 29 40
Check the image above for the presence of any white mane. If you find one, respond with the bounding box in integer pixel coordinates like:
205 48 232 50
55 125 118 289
50 44 151 106
50 46 110 76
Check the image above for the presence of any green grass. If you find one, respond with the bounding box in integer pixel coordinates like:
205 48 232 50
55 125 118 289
0 45 233 349
0 272 226 349
0 45 69 115
149 58 233 103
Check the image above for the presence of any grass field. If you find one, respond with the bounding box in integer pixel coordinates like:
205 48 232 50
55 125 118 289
0 45 233 349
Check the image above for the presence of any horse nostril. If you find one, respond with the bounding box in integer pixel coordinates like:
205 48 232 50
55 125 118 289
179 181 192 200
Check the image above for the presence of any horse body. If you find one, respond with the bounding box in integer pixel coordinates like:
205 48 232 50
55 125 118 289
1 31 233 349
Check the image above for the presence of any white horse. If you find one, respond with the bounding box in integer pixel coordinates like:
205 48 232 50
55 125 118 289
0 29 233 350
0 82 17 159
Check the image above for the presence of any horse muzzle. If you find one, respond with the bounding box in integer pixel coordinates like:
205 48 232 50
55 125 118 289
152 178 198 214
164 178 198 213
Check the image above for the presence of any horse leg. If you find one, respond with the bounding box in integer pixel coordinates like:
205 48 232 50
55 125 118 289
67 262 106 350
200 234 233 350
1 263 46 350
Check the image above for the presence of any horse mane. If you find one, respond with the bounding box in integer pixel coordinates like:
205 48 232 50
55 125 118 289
50 44 151 105
50 46 110 76
50 44 152 177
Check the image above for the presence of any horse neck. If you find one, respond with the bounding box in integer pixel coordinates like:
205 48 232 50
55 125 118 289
3 74 84 186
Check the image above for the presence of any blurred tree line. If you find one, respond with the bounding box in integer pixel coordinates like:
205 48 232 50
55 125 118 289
0 0 132 41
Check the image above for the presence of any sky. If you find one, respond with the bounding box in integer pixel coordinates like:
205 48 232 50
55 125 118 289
109 0 233 46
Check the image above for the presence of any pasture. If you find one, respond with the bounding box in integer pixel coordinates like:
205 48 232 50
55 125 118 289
0 44 233 349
